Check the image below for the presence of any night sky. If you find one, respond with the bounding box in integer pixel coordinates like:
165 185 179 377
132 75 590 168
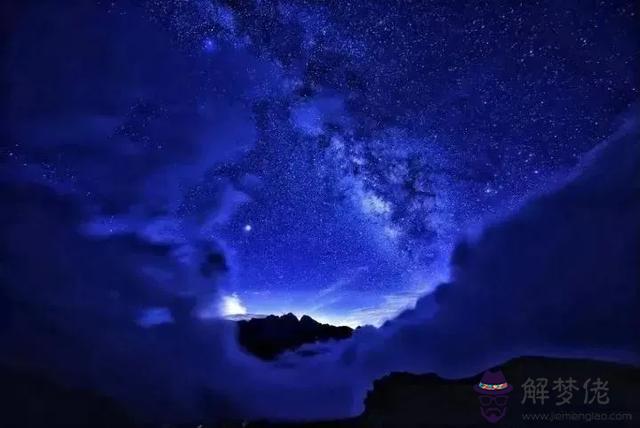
2 0 639 423
2 0 638 328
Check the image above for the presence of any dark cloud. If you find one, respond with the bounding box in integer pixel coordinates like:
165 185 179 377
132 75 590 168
0 178 286 422
257 115 639 419
347 112 640 383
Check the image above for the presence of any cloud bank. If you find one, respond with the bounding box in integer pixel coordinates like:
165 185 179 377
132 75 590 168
261 109 640 418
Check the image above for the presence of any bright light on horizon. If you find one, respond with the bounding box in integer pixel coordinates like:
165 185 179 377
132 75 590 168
221 293 247 316
306 312 362 329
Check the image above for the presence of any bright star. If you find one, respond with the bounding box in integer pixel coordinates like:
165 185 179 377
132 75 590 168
202 38 218 53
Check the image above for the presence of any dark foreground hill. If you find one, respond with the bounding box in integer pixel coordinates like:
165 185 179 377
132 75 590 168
2 356 638 427
236 313 353 360
247 356 640 428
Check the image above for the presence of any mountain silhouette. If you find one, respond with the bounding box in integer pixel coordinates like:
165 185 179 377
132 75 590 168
236 313 353 360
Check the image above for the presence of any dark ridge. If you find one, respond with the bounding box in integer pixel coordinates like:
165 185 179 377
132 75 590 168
244 356 640 427
357 356 640 427
1 356 638 427
236 313 353 360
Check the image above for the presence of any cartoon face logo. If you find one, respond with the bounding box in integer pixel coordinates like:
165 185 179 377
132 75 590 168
473 369 513 423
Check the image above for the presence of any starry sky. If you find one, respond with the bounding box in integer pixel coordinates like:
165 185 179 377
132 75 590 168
2 0 638 327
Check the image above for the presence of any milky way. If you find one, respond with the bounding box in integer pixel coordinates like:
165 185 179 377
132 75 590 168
3 0 638 326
